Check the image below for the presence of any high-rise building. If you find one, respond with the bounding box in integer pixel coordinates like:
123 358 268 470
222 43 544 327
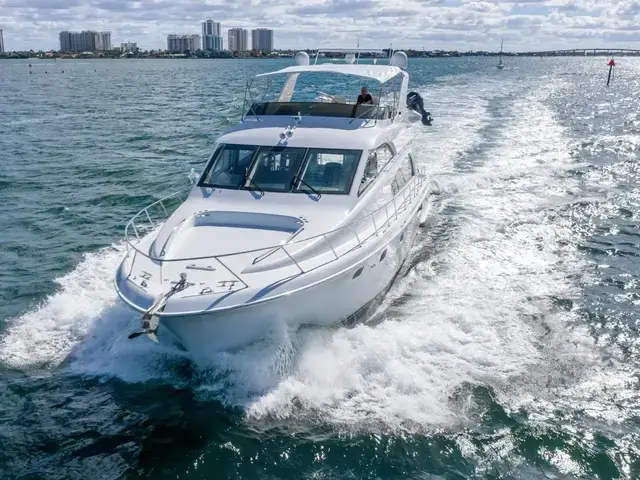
167 34 201 53
202 20 223 51
59 31 71 51
0 30 4 54
203 36 224 51
120 42 138 53
251 28 274 52
95 32 112 51
228 28 249 52
59 31 111 52
202 20 221 38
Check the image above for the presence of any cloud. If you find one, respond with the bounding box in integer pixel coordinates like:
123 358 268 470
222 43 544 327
3 0 83 8
292 0 378 16
507 14 544 27
95 0 141 11
373 7 421 17
0 0 639 51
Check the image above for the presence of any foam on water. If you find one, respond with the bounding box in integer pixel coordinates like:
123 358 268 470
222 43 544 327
215 79 599 430
0 245 129 370
0 74 492 381
0 71 630 440
0 243 188 381
183 77 611 434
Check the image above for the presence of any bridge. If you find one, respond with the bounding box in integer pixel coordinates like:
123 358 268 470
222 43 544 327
523 48 640 57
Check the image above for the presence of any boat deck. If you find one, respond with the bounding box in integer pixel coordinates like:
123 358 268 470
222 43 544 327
117 172 427 315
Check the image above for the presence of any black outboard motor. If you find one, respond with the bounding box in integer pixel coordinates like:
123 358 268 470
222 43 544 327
406 92 433 126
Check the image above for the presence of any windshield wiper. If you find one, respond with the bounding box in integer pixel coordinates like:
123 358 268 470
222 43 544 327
292 174 322 199
244 173 265 196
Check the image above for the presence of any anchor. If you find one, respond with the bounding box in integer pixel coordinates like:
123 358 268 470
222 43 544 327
128 273 189 343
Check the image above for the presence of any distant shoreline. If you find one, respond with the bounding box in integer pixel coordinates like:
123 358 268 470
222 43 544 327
1 51 636 60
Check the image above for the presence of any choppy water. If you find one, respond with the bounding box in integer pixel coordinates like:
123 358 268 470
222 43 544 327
1 57 639 479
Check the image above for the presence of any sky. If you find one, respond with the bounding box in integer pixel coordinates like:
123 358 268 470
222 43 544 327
0 0 639 52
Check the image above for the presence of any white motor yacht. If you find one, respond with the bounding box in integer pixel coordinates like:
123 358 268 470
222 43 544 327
115 49 434 359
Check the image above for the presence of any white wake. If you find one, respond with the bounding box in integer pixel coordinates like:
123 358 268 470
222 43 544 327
0 73 620 436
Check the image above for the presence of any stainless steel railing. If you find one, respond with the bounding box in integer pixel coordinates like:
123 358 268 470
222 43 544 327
124 189 188 242
123 173 426 290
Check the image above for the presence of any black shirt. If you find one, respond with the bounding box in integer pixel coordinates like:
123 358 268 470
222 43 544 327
357 93 372 104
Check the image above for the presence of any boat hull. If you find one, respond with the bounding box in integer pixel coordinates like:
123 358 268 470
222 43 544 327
160 212 422 360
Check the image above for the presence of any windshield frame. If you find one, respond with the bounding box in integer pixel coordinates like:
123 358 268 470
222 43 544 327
293 148 362 195
198 144 363 195
244 145 308 193
197 144 258 190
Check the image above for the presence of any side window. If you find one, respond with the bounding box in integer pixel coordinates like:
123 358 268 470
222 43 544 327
358 151 378 195
392 155 415 195
358 143 394 196
401 154 414 181
408 154 416 176
375 144 394 171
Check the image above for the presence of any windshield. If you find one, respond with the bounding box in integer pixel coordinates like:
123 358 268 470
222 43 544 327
252 72 373 104
248 147 307 192
244 71 403 122
295 149 360 194
199 144 257 189
198 144 362 195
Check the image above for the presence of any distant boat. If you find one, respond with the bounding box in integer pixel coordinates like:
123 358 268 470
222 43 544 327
497 39 505 70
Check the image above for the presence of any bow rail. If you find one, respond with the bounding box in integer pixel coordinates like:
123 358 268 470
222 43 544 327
122 172 426 294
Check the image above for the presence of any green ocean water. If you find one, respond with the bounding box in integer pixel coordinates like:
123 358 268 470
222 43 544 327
1 57 639 479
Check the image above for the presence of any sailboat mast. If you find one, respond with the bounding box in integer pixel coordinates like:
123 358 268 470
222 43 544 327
499 38 503 62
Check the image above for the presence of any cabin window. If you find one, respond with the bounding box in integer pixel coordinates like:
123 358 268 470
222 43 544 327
358 143 394 196
198 144 258 189
392 154 416 194
295 149 361 194
358 151 378 196
199 144 362 195
247 146 307 192
402 154 415 181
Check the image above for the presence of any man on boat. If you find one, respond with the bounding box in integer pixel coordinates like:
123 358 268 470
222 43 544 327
357 86 372 104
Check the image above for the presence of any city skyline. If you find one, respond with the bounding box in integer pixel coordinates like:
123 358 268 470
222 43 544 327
51 18 275 54
163 22 273 54
1 0 639 53
52 19 274 54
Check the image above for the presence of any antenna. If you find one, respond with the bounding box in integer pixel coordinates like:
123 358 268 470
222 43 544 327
315 23 329 65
